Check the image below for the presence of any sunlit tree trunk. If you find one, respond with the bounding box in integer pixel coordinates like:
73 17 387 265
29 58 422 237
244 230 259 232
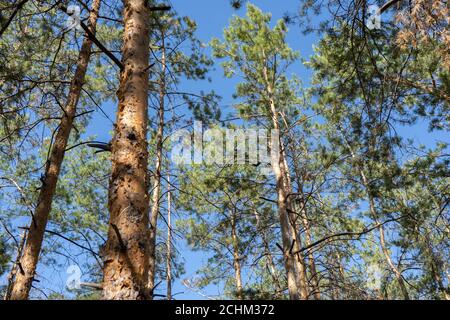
280 154 309 299
102 0 151 300
267 103 308 299
9 0 101 300
263 62 309 300
288 144 321 299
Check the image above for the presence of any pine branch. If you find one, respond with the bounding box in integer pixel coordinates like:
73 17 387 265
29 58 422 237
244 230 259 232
0 0 29 38
58 5 124 70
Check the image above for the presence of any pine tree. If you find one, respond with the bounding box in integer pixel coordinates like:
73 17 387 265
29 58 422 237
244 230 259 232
211 4 310 299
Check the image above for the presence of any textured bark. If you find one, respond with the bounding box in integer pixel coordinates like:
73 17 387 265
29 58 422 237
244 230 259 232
230 209 244 300
102 0 151 300
8 0 101 300
269 111 298 298
148 30 166 297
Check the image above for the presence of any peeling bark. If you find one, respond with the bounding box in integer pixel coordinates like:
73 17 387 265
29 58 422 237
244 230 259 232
102 0 151 300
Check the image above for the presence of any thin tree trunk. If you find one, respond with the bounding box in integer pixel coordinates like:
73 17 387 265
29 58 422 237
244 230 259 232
148 28 166 297
375 217 410 300
253 208 284 297
423 232 449 300
328 253 339 300
418 193 450 300
102 0 151 300
361 169 409 300
230 209 244 299
296 198 321 299
165 175 172 300
341 133 410 300
9 0 101 300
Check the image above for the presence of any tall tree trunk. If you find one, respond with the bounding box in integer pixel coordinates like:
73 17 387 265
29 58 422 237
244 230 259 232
148 28 166 297
374 216 409 300
165 174 172 300
287 141 321 299
269 113 299 299
230 209 244 300
262 61 308 300
102 0 151 300
280 154 309 299
9 0 101 300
